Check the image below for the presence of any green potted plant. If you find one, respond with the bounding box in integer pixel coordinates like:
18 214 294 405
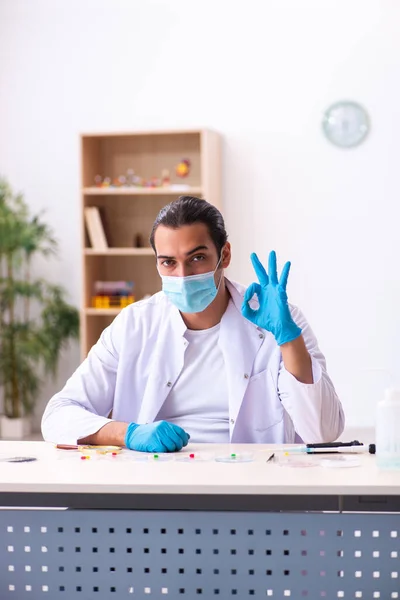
0 178 79 439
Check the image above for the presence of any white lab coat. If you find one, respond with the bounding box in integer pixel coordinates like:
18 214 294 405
41 279 344 445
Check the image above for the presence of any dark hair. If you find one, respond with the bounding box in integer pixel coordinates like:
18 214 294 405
149 196 228 255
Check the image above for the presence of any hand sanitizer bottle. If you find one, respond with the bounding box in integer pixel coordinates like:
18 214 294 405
376 388 400 469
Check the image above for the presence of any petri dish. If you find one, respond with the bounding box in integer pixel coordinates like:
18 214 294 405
276 455 318 468
176 452 214 463
147 453 174 462
320 456 360 468
215 452 254 463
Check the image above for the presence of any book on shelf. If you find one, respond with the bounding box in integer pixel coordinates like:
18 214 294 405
84 206 108 250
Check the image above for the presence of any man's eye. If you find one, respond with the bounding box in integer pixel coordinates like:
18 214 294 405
161 260 174 267
192 255 205 262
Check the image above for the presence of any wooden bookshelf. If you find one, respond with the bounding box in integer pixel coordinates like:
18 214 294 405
80 129 221 357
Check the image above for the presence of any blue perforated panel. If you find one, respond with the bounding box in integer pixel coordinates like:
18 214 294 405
0 510 399 599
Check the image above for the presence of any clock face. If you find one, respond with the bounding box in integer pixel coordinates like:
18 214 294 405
322 101 370 148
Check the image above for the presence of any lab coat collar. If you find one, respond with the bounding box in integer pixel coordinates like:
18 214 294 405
226 277 249 312
225 277 244 309
225 278 262 335
168 299 187 337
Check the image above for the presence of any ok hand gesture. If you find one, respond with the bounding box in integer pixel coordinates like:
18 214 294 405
241 251 302 346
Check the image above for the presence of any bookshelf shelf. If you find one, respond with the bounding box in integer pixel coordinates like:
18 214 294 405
84 248 154 256
80 129 221 356
84 308 122 316
82 186 203 196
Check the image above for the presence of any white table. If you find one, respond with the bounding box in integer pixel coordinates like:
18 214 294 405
1 442 399 599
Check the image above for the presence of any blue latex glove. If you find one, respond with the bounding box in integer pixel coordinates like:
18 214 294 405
241 250 302 346
125 421 190 453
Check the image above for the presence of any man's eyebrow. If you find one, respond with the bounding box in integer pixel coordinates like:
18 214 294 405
185 245 209 256
157 245 209 260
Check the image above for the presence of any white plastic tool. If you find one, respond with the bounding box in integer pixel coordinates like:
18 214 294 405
376 388 400 470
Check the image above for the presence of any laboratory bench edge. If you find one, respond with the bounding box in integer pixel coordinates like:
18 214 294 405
0 441 399 512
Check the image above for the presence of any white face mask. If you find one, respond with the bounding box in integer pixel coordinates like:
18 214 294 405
159 256 223 313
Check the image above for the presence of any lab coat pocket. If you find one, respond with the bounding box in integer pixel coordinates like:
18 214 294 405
240 368 284 433
248 368 269 384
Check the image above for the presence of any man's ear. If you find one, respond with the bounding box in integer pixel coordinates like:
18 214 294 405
221 242 231 269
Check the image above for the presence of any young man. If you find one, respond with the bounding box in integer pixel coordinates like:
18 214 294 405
42 196 344 452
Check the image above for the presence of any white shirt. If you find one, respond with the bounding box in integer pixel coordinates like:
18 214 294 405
156 322 229 443
41 279 345 445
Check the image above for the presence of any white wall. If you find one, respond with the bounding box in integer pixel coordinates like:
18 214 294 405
1 0 399 431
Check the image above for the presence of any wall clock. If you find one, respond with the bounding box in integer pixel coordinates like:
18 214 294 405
322 101 370 148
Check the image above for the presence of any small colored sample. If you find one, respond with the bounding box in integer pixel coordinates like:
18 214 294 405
175 158 191 178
